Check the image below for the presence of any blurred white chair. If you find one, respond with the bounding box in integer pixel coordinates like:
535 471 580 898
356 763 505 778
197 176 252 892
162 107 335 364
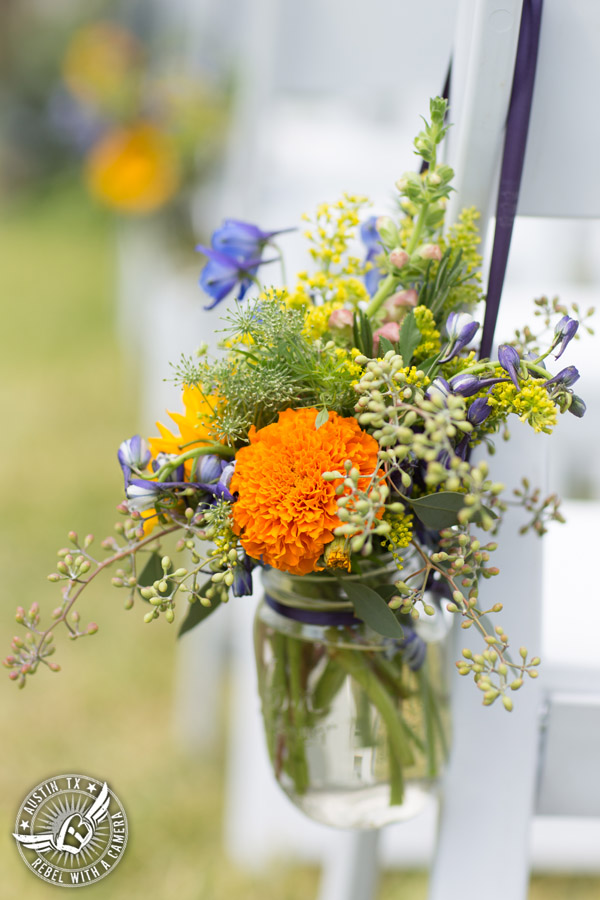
432 2 600 898
119 0 600 895
218 2 600 899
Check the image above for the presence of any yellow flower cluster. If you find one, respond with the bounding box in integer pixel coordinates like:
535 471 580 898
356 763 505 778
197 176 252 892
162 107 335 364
413 306 441 362
443 207 482 279
486 378 558 434
383 511 414 566
442 350 477 378
302 193 369 275
335 347 363 382
302 301 342 340
285 272 369 340
289 271 369 308
393 365 431 389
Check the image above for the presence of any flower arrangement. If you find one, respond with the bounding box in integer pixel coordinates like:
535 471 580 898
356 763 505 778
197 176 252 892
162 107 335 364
6 97 591 728
55 20 226 216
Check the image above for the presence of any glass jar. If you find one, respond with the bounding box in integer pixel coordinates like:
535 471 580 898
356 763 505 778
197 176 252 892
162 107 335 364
254 563 452 829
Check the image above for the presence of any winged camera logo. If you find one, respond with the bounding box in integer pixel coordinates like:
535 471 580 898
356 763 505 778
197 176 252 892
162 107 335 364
13 774 128 886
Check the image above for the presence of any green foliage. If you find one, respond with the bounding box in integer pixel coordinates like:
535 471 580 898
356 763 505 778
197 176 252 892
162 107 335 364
417 248 469 321
343 582 404 638
201 296 359 445
352 308 374 357
398 311 423 363
178 578 224 637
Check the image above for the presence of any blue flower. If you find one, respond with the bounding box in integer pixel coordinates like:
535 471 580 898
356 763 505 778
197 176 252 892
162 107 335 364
360 216 381 253
232 553 254 597
467 397 493 425
449 373 509 397
193 454 227 487
211 220 293 262
497 344 522 390
553 315 579 360
153 452 185 484
568 394 587 418
544 365 580 389
426 377 451 402
126 480 162 513
197 246 266 308
214 462 236 502
118 435 151 487
360 216 385 296
440 312 480 362
399 629 427 671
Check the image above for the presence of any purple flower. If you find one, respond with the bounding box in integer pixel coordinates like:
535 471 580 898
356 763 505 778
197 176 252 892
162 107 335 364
468 397 493 425
440 312 480 362
232 553 254 597
568 394 587 418
553 315 579 360
214 462 236 502
193 454 227 487
197 246 267 308
399 629 427 671
360 216 381 252
211 220 294 262
497 344 522 390
126 480 162 513
544 366 580 389
360 216 384 296
449 373 509 397
118 435 151 487
426 377 451 402
153 453 185 484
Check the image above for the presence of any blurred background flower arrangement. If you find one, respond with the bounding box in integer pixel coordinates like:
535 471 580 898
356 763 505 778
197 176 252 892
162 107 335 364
0 2 227 249
5 98 593 828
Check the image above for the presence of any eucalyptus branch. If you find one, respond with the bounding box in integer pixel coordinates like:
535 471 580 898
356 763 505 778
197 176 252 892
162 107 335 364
4 524 180 688
398 535 540 710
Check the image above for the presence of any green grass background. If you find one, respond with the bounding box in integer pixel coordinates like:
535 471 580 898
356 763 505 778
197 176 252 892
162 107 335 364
1 185 598 899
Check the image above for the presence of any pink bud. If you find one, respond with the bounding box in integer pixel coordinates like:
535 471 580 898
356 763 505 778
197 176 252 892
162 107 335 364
418 243 442 261
383 289 418 322
373 322 400 353
8 670 19 681
328 308 354 330
389 248 409 269
376 215 393 231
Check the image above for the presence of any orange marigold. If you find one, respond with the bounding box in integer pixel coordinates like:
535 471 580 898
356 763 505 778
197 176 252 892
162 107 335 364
230 407 380 575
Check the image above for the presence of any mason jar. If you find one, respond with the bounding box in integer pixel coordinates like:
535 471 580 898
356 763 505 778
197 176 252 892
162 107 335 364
254 561 452 829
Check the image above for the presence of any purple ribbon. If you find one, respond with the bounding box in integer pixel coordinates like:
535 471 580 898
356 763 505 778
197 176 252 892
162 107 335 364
479 0 544 359
264 594 361 627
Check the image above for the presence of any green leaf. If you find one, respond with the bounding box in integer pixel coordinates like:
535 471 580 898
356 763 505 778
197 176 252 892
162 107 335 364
416 355 439 377
408 491 466 530
373 583 401 602
315 408 329 429
343 582 404 639
398 311 422 364
377 336 395 356
409 493 499 530
353 309 374 357
178 579 223 638
137 552 164 600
